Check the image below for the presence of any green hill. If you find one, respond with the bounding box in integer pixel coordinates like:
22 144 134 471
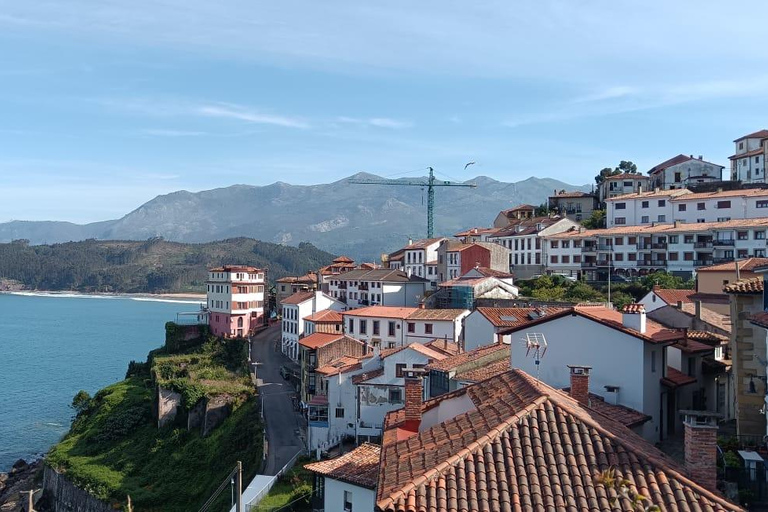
0 237 335 293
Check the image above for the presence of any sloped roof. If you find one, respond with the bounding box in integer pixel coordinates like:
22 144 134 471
453 358 509 382
375 369 741 512
297 332 344 349
550 190 595 196
453 227 501 237
404 237 447 250
333 256 355 263
672 188 768 201
548 217 768 239
379 343 448 362
489 216 562 238
677 303 731 333
337 268 427 283
604 188 692 201
343 306 417 319
603 172 649 181
723 277 763 294
734 129 768 142
475 307 562 328
750 312 768 329
427 342 508 372
647 154 723 174
698 257 768 272
729 148 764 160
281 290 316 305
315 356 365 377
652 287 696 306
423 338 462 356
661 367 698 388
471 266 514 278
303 309 344 323
406 308 468 321
305 443 381 489
502 204 536 214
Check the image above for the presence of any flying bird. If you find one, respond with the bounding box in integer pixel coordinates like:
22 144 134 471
464 161 476 170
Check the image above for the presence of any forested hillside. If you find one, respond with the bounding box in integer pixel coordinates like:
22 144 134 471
0 237 335 293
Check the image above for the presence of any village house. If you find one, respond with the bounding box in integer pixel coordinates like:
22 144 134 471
597 172 650 202
424 342 508 397
547 189 599 221
426 270 519 311
461 306 561 350
275 272 317 307
452 226 500 243
395 237 447 288
281 291 346 362
435 240 510 282
639 286 696 313
730 130 768 183
307 368 741 512
647 154 724 190
696 257 768 314
326 268 428 309
298 332 366 404
646 300 731 339
206 265 266 338
492 204 535 227
342 306 469 350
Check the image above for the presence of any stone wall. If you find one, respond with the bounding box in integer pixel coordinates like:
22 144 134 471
730 293 767 437
202 396 232 437
157 386 182 428
41 466 113 512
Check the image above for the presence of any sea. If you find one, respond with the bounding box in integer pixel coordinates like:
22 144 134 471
0 292 205 472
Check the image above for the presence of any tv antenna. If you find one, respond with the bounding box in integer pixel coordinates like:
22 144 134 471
523 333 548 384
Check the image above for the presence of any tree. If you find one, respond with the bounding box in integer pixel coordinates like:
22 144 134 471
638 271 690 291
595 161 639 184
581 209 606 229
71 390 93 416
535 203 549 216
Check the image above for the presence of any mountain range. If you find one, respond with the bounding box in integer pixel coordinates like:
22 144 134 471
0 174 591 262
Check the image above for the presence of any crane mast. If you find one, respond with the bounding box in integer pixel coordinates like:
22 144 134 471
349 167 477 238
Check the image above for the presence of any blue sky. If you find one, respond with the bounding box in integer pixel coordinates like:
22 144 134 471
2 1 768 223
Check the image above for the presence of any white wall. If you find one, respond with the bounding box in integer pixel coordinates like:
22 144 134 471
463 312 498 350
324 479 375 512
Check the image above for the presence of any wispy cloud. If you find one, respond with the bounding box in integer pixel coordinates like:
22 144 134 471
571 86 639 103
336 116 412 129
198 104 309 129
141 129 207 137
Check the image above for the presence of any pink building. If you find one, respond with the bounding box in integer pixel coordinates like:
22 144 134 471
207 265 266 338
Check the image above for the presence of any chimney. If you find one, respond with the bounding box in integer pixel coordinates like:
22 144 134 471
638 183 643 193
682 410 722 491
408 238 413 246
695 300 702 320
699 155 703 160
677 300 684 310
604 385 620 405
674 220 681 228
403 369 424 428
567 365 591 406
690 154 694 159
621 304 647 334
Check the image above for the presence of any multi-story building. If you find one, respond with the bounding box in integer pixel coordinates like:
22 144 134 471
298 333 366 404
486 216 579 279
492 204 536 227
206 265 266 338
436 241 510 282
452 226 500 243
342 306 469 350
597 173 649 202
276 272 317 308
326 268 428 309
730 130 768 183
647 154 724 190
281 291 346 361
547 190 599 221
605 188 690 227
398 238 447 288
427 272 519 311
544 218 768 280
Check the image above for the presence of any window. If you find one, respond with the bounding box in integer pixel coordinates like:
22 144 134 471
697 202 705 210
757 231 767 240
614 253 623 262
641 201 649 208
389 388 403 403
678 203 686 212
717 200 731 209
624 181 633 187
615 202 626 210
740 141 744 150
657 215 666 222
628 237 636 245
407 322 415 333
738 250 748 258
717 217 731 222
344 491 353 512
628 253 636 261
550 241 559 249
614 237 623 246
658 200 666 207
674 172 681 183
738 231 749 240
668 252 679 261
697 219 706 223
757 200 768 209
373 320 380 336
684 252 694 261
614 217 626 225
388 321 396 337
550 255 558 264
348 318 354 334
335 408 345 418
562 241 570 249
651 351 657 373
396 363 407 378
424 323 433 334
574 240 582 248
573 255 581 263
669 235 679 244
562 255 570 263
641 216 649 224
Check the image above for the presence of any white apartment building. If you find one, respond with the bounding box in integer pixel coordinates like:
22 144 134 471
206 265 266 338
545 218 768 280
400 237 447 288
326 268 428 309
598 173 649 202
342 306 469 350
607 188 768 228
647 154 724 190
281 291 346 362
730 130 768 183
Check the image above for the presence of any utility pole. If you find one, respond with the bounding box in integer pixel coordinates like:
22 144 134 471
236 461 243 512
349 167 477 239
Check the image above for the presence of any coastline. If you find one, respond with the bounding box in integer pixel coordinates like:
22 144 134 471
1 290 206 302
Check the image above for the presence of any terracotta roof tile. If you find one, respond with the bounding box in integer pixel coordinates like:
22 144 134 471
303 309 343 323
503 204 536 214
729 148 765 159
305 443 380 489
723 277 763 294
453 358 509 382
685 330 729 344
337 268 425 283
406 308 468 321
604 187 691 201
342 306 418 319
672 336 719 354
281 290 316 305
548 217 768 238
652 287 696 306
423 338 462 356
453 227 502 237
621 303 646 313
375 369 740 512
378 343 448 362
603 172 649 180
297 332 345 350
352 367 385 385
427 343 508 372
750 312 768 329
471 266 514 278
315 356 364 377
699 257 768 272
734 129 768 142
333 256 355 263
661 367 698 388
585 393 651 428
550 189 596 196
475 307 563 328
672 188 768 200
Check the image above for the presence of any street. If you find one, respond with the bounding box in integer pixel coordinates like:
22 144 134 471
250 324 305 475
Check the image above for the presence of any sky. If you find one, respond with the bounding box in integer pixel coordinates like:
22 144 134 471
1 1 768 223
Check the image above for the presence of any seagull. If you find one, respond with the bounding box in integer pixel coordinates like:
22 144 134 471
464 161 476 170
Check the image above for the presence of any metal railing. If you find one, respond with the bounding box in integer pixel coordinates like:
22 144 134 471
713 239 735 246
694 241 714 249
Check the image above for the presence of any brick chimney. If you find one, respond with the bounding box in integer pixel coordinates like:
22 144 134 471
567 365 591 406
403 369 425 428
621 304 646 334
681 410 722 491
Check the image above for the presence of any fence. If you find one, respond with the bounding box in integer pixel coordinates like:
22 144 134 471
241 450 303 512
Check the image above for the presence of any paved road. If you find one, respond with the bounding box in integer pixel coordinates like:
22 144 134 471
250 325 305 475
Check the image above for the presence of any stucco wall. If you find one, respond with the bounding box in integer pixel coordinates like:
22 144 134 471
323 478 375 512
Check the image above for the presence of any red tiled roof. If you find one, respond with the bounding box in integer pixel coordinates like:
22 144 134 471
503 204 536 214
750 312 768 329
647 154 722 174
453 358 509 382
453 227 501 237
548 217 768 238
375 369 740 512
427 343 508 372
352 367 385 385
378 343 448 362
475 307 562 328
423 338 462 356
306 443 381 489
734 129 768 142
686 330 729 344
673 336 718 354
209 265 263 272
673 188 768 201
550 190 595 197
621 303 646 313
603 172 649 181
604 188 691 201
490 216 561 238
652 287 696 306
585 394 651 429
406 309 468 321
315 356 364 377
661 367 698 388
333 256 354 263
281 290 316 305
276 272 317 284
723 277 764 294
471 266 514 278
298 332 344 349
342 306 417 320
698 257 768 272
303 309 343 323
729 148 764 160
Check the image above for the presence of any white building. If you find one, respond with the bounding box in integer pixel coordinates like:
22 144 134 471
281 291 346 362
647 154 724 190
503 304 683 442
605 188 690 228
598 173 649 202
730 130 768 183
400 238 447 288
342 306 469 350
326 268 428 309
206 265 266 338
462 306 559 351
304 442 380 512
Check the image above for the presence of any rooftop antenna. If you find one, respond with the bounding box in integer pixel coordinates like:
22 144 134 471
523 333 548 385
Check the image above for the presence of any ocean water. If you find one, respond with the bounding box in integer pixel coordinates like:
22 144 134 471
0 293 204 471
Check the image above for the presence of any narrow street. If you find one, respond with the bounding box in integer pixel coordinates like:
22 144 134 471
250 324 305 475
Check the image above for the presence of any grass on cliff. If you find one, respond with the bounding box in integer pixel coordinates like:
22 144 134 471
47 339 262 512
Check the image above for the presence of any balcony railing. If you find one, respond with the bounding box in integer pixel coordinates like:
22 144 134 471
652 242 667 250
713 257 735 264
694 259 714 266
338 282 348 289
714 239 735 246
581 261 596 268
694 241 713 249
639 260 667 267
597 244 613 251
581 245 597 253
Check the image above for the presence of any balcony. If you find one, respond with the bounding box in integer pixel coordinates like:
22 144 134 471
581 261 597 269
636 243 653 250
651 242 667 250
338 282 348 289
694 259 714 266
713 239 735 247
713 257 735 264
597 244 613 251
639 260 667 267
694 241 714 249
581 245 597 253
358 283 369 291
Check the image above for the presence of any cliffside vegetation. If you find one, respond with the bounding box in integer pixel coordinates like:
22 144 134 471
47 328 261 512
0 237 335 293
